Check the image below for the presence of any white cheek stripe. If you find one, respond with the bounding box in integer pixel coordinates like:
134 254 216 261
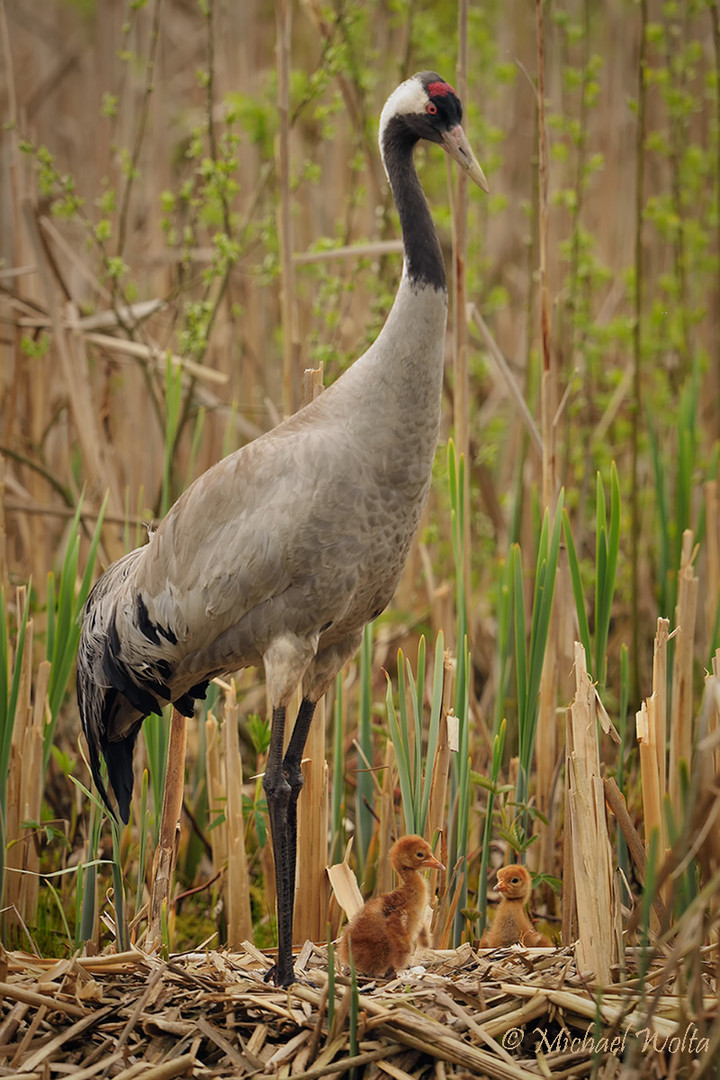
378 77 427 174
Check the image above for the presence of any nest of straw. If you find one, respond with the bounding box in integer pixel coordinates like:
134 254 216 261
1 940 716 1079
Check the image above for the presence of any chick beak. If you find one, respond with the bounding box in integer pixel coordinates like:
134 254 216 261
496 879 508 894
422 853 445 871
442 124 489 192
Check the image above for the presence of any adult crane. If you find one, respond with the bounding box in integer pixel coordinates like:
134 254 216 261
77 70 487 986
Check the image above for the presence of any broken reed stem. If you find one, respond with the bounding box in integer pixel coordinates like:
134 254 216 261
148 707 187 949
652 617 670 811
636 695 663 872
669 530 699 822
567 642 616 984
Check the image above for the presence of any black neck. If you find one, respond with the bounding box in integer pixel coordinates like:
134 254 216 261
382 118 447 292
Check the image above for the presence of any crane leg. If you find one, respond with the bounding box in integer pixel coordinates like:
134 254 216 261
263 696 317 987
282 696 317 935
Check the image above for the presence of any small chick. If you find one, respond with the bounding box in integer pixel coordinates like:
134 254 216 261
338 835 444 977
480 864 552 948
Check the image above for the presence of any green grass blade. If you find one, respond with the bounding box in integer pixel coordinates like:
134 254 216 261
512 543 528 739
386 668 415 835
562 509 592 669
419 631 444 836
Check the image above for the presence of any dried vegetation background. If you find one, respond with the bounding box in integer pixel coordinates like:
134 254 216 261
2 0 720 1077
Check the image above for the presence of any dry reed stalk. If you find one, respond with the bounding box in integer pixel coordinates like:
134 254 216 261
0 458 7 588
21 206 124 552
561 717 577 946
535 0 556 509
468 305 542 452
204 713 227 884
566 642 616 984
603 777 667 925
327 840 364 923
669 530 699 820
712 652 720 777
292 364 329 943
652 617 670 809
294 699 329 944
275 0 300 416
293 240 404 265
223 685 252 945
292 981 546 1080
705 481 719 647
5 590 46 929
452 0 471 594
82 332 228 386
533 0 562 909
533 554 574 878
148 708 187 949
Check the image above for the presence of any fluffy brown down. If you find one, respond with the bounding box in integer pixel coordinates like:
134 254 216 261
338 835 444 977
480 864 552 948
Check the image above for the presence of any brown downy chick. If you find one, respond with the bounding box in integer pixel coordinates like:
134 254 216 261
480 864 552 948
338 835 444 977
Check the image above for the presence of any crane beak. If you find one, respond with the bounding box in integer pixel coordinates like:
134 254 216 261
442 124 489 192
496 878 508 893
422 852 445 871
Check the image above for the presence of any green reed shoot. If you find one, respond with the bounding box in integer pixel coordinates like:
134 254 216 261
162 355 184 516
649 363 699 622
75 780 103 946
143 705 173 839
385 632 445 837
563 464 620 689
135 769 150 922
513 493 564 832
110 813 129 951
45 493 108 770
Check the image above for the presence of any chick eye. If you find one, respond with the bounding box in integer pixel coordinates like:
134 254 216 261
426 102 438 115
416 851 425 859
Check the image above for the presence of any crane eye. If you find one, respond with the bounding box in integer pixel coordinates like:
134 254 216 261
426 102 438 115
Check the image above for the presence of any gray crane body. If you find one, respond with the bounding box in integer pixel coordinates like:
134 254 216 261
79 273 446 754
